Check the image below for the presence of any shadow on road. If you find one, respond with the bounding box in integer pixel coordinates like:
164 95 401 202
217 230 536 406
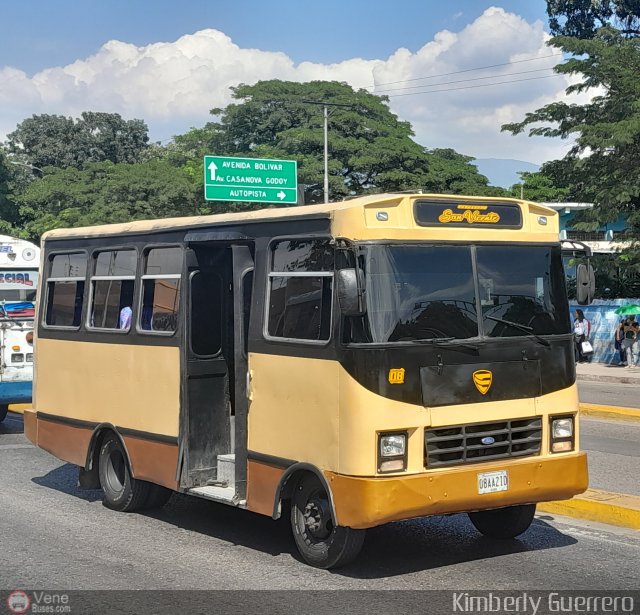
32 463 578 578
32 463 103 503
0 412 25 435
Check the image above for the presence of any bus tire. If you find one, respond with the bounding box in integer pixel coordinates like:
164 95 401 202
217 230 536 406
98 433 151 512
290 474 365 569
0 405 7 423
468 504 536 539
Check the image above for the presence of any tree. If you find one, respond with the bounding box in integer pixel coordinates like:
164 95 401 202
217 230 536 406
171 79 498 207
423 149 507 196
502 27 640 233
15 160 198 239
5 112 150 170
547 0 640 38
508 170 570 202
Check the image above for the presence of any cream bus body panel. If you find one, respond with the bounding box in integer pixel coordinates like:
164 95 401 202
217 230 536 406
248 351 582 478
331 195 559 242
35 338 180 437
247 352 340 471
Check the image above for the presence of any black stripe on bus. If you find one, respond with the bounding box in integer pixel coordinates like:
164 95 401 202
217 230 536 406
36 411 178 445
247 450 297 469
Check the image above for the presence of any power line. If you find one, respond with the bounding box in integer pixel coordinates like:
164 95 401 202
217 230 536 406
362 52 564 90
373 67 556 94
386 74 561 98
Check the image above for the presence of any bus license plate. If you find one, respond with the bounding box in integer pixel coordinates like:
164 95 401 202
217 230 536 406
477 470 509 494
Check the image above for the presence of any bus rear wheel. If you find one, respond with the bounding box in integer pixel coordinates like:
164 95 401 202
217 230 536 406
468 504 536 539
290 474 365 569
98 433 152 512
0 405 7 423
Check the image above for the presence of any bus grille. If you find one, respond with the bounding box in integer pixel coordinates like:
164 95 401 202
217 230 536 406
424 417 542 468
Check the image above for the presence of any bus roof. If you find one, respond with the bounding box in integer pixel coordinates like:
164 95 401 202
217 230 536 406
42 193 557 241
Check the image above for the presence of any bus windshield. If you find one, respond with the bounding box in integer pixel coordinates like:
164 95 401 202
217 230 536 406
363 244 570 342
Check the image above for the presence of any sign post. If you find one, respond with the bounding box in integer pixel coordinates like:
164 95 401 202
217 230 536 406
204 156 298 204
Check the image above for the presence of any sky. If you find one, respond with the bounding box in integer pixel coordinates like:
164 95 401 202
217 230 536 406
0 1 591 167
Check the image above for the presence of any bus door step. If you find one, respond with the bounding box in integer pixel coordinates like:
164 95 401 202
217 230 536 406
187 485 245 507
186 454 243 506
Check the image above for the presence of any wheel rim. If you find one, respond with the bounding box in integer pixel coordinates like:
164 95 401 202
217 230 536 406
104 447 126 495
300 487 333 542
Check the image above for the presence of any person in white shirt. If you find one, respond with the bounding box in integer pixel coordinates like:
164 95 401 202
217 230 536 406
573 309 591 363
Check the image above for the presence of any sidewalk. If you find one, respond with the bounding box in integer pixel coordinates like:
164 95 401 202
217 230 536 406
576 360 640 385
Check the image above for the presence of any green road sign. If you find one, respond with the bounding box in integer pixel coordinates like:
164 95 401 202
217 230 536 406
204 155 298 204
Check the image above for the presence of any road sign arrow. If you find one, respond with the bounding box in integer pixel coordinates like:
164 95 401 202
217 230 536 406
208 161 218 181
277 190 286 200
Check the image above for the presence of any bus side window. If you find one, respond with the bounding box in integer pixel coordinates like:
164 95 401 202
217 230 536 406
45 253 87 328
139 247 182 334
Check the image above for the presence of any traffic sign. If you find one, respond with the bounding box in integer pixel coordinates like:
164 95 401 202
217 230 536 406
204 156 298 204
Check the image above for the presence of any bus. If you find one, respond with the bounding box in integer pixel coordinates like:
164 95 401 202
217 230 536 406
25 193 589 568
0 235 39 422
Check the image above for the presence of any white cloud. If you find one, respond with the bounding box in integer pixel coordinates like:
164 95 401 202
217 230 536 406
0 7 594 164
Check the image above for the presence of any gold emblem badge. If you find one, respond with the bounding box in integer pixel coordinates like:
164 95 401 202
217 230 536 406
473 370 493 395
388 368 405 384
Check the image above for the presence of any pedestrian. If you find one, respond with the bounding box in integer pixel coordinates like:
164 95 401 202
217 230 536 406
573 309 591 363
615 319 627 366
622 319 637 369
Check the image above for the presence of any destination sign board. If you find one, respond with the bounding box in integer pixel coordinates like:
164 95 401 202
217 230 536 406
204 156 298 204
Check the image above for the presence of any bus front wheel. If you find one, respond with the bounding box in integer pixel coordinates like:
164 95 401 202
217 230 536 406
290 474 365 569
98 433 152 512
0 405 7 423
468 504 536 539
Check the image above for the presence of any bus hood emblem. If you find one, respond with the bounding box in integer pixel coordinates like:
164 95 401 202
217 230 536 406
481 436 495 445
472 370 493 395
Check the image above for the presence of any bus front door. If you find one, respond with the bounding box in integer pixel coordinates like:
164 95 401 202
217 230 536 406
180 243 253 498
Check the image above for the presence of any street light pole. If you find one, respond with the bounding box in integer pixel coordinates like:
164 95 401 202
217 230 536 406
323 105 329 204
301 99 354 204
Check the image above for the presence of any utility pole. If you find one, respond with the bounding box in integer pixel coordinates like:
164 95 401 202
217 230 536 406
301 100 354 204
323 105 329 204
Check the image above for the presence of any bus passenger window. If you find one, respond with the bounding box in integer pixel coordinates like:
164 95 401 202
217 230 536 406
267 239 333 342
139 247 182 334
45 253 87 328
88 250 136 330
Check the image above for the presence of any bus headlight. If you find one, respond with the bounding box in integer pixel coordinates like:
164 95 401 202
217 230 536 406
550 416 574 453
378 432 407 473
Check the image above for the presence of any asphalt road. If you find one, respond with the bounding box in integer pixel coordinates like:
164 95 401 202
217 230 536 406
581 417 640 496
1 412 639 600
578 380 640 409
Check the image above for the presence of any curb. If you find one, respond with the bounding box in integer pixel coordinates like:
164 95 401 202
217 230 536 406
538 488 640 530
580 402 640 422
577 372 640 385
8 404 29 415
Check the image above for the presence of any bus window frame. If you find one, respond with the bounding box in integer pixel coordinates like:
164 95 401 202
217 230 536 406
135 244 183 338
263 235 335 347
42 249 88 331
85 246 138 334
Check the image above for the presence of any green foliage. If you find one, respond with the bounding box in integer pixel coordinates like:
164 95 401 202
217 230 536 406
184 80 498 206
503 28 640 230
6 112 150 170
547 0 640 38
15 161 198 240
508 170 570 202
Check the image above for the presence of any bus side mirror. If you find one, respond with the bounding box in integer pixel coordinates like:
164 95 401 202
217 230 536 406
576 263 595 305
337 269 365 316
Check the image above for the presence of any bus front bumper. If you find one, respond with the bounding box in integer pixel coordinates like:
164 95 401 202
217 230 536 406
325 452 588 529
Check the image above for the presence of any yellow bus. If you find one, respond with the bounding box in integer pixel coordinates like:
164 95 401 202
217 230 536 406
25 193 589 568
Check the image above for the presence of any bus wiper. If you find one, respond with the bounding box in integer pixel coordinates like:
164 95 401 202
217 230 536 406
485 316 550 347
412 337 480 352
